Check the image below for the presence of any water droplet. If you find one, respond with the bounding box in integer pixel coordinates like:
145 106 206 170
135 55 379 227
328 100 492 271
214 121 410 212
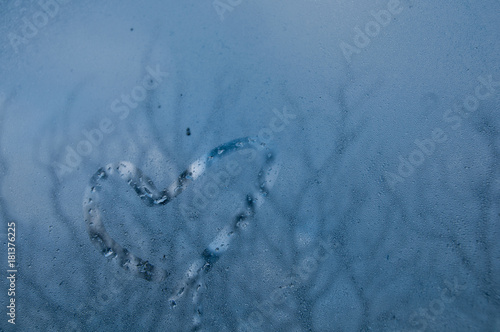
104 249 115 258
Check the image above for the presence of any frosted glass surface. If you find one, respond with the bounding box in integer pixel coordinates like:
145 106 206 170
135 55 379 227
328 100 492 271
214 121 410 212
0 1 499 331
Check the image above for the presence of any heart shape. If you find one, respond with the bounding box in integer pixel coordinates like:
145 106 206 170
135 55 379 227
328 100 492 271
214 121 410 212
83 136 280 303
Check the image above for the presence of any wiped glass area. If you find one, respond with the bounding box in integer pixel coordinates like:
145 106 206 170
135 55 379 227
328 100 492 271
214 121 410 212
0 1 499 331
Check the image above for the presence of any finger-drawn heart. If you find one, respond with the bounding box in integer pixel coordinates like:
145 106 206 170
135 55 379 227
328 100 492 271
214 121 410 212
83 136 280 303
